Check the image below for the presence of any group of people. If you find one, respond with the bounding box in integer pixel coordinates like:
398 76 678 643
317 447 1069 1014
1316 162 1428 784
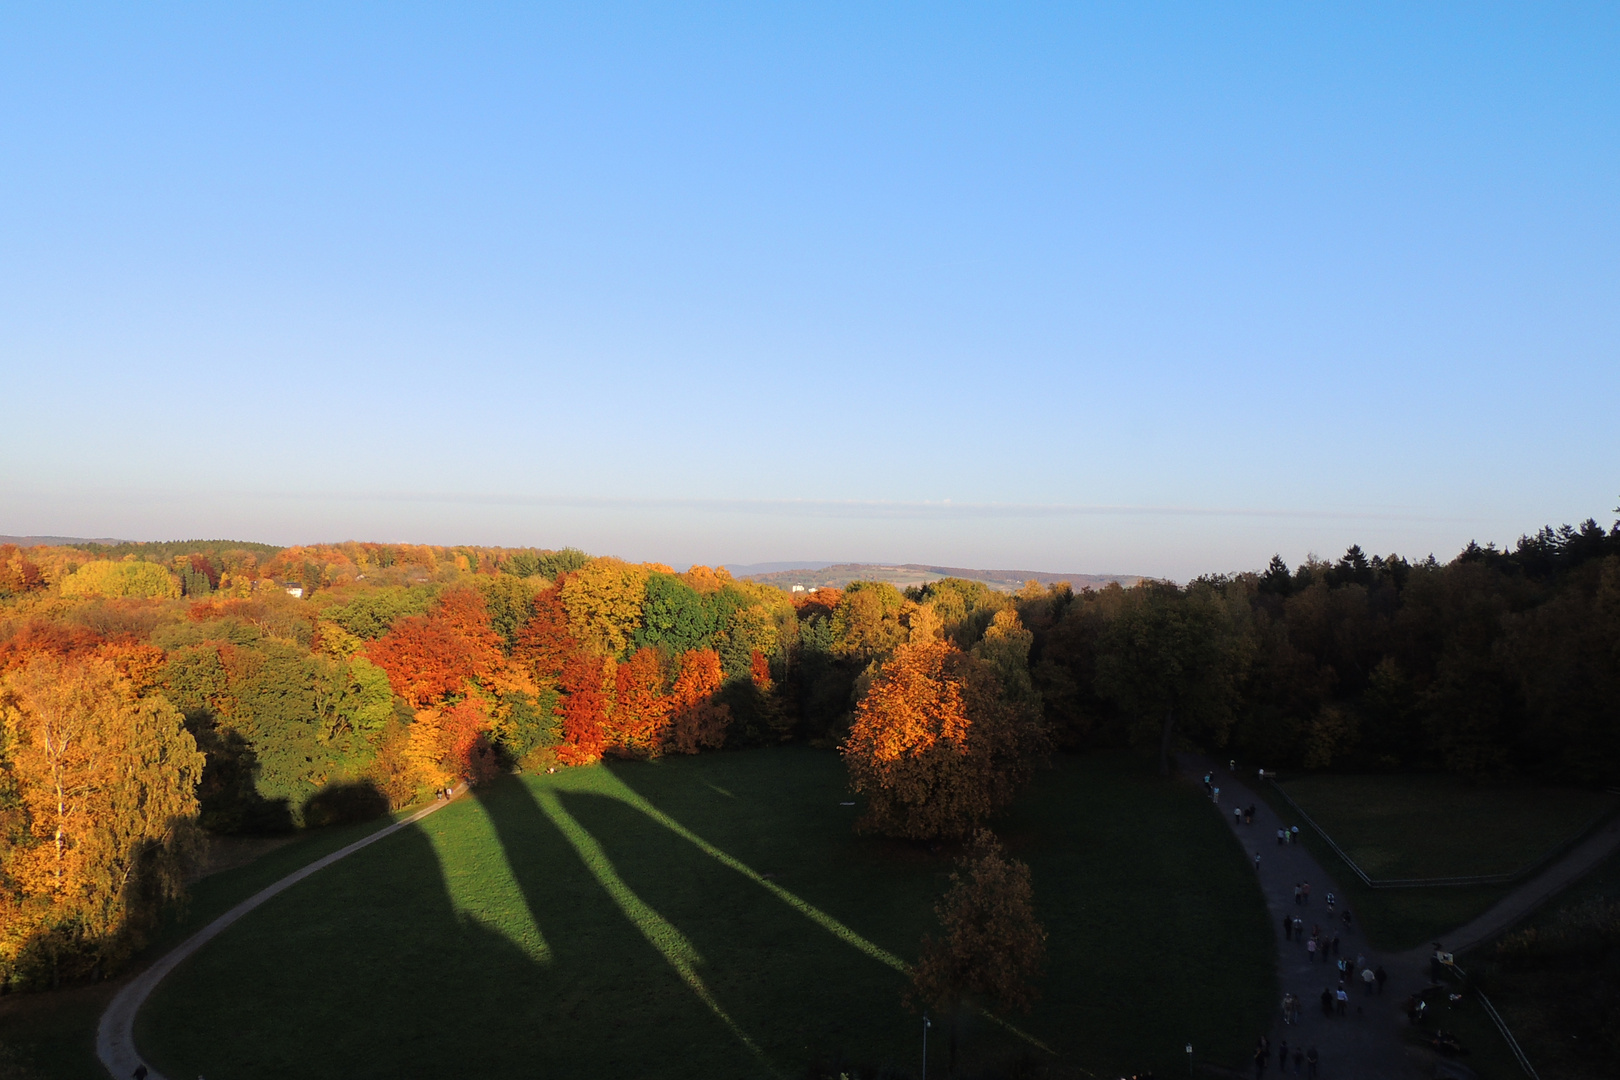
433 785 456 801
1253 1034 1317 1078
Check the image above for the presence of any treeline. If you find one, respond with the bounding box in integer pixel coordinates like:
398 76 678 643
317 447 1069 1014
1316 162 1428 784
1024 518 1620 783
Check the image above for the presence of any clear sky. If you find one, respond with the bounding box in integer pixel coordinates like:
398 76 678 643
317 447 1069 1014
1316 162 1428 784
2 4 1615 579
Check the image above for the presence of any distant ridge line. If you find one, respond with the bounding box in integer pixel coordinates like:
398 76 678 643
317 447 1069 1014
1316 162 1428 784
0 534 129 547
739 561 1140 592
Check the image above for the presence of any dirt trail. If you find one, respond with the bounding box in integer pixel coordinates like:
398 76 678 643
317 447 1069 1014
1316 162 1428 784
97 787 463 1080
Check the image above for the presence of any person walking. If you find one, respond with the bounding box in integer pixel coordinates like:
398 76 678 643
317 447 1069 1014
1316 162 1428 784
1330 933 1340 957
1375 965 1387 995
1335 986 1348 1016
1293 882 1302 905
1213 786 1221 805
1305 1046 1317 1078
1236 806 1244 826
1255 851 1262 870
1293 917 1303 942
1293 1048 1304 1076
1325 891 1336 913
1362 966 1376 995
1283 914 1293 941
1291 825 1300 844
1306 937 1317 963
1301 882 1311 905
1277 1039 1288 1070
1319 987 1333 1017
1247 804 1256 824
1277 827 1286 846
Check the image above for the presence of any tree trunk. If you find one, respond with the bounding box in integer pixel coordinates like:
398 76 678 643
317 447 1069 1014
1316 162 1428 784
1159 703 1175 776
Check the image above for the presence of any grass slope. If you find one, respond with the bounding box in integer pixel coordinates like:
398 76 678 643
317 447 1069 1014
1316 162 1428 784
134 749 1272 1079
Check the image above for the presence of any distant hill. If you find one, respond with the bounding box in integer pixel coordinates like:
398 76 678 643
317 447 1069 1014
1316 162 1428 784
722 560 845 576
0 534 128 547
739 562 1140 593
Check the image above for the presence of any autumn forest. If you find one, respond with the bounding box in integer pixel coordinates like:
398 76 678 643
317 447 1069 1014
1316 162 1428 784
1 515 1618 1020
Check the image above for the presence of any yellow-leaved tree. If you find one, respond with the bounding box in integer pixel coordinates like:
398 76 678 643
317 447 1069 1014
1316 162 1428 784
559 558 650 657
1 654 204 984
58 560 181 600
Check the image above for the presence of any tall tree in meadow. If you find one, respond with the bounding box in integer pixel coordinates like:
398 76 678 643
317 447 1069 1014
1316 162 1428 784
842 641 1045 841
910 830 1046 1066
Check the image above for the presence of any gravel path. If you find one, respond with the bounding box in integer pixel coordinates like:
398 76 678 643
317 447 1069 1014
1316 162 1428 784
96 788 462 1080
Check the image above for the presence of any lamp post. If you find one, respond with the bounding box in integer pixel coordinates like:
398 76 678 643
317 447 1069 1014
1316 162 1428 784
1185 1042 1193 1076
922 1014 932 1080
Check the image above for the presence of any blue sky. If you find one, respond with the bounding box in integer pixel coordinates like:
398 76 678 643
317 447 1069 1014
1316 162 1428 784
2 4 1615 578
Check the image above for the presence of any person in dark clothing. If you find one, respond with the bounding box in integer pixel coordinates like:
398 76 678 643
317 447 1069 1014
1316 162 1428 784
1293 1049 1303 1075
1283 914 1293 941
1305 1047 1318 1078
1277 1040 1288 1069
1320 987 1334 1017
1330 934 1340 956
1246 804 1256 824
1375 965 1388 994
133 1068 148 1080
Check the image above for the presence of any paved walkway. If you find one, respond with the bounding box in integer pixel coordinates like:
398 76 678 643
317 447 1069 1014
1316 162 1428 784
96 787 462 1080
1182 754 1435 1080
1189 754 1620 1080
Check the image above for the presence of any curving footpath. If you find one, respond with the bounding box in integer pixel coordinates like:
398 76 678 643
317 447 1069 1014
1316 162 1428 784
97 787 462 1080
1184 754 1620 1079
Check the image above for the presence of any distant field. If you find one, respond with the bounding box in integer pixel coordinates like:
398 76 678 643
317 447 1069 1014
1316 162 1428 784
134 749 1271 1080
1277 773 1614 880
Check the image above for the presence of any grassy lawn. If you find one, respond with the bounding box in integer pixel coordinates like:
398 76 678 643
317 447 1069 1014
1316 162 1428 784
0 814 411 1080
1460 847 1620 1080
1258 775 1615 952
129 748 1273 1079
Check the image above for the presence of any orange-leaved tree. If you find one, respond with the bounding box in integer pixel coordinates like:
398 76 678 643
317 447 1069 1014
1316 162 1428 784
512 584 577 682
842 640 1045 840
666 648 731 754
609 647 671 758
910 829 1046 1067
366 587 502 707
557 651 611 764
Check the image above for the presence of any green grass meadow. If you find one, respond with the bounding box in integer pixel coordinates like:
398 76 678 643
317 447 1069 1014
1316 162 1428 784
1261 774 1616 951
127 749 1272 1079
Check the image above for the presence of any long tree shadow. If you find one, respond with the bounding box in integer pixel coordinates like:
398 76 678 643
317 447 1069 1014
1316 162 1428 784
555 787 929 1071
140 786 762 1080
474 775 775 1078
